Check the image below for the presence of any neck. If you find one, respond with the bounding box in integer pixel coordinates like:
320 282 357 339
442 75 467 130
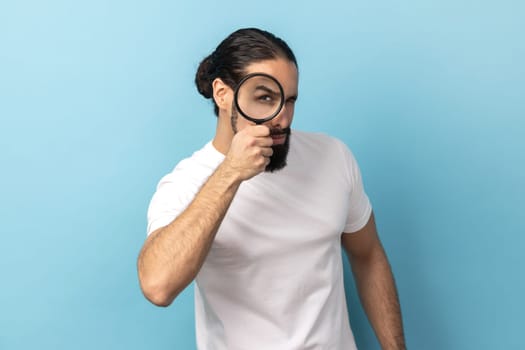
212 115 234 155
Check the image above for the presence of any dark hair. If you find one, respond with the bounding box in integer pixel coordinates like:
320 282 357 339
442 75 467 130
195 28 297 116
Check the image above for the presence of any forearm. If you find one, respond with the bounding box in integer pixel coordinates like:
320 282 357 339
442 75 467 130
138 162 242 306
350 246 406 349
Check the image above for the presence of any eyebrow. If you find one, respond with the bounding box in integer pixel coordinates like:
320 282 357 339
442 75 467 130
255 85 280 96
255 85 298 102
287 94 298 102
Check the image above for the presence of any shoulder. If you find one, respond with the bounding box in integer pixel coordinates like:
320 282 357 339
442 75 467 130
177 141 224 171
292 129 345 145
290 130 361 179
291 130 353 156
157 141 224 188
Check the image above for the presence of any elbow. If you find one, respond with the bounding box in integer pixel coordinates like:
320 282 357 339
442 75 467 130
144 289 174 307
138 273 178 307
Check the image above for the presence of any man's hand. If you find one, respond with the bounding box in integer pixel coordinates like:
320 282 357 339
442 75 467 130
342 213 406 349
224 125 273 180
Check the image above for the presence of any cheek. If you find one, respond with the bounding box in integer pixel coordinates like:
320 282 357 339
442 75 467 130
283 103 295 122
234 113 255 131
288 103 295 116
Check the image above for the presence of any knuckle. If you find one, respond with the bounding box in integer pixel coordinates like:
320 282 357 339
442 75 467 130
247 137 257 147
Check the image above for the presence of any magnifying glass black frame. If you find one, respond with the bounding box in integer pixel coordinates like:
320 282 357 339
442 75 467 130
233 72 285 125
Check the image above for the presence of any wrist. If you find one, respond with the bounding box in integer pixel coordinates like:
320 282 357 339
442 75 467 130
216 160 244 187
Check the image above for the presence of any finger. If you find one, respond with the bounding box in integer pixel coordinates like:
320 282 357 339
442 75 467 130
255 136 274 147
249 125 270 137
260 147 274 157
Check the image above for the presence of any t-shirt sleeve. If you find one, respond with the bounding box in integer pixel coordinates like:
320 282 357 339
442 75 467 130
146 167 201 236
146 143 225 236
338 141 372 233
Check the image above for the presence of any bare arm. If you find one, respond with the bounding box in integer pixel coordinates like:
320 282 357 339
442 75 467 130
341 212 406 349
137 125 273 306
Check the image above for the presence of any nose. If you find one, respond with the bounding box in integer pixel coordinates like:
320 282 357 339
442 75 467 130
270 102 293 129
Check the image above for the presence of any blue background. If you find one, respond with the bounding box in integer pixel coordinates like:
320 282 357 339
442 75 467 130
1 0 524 349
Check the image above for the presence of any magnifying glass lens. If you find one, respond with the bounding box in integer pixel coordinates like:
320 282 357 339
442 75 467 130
236 75 284 123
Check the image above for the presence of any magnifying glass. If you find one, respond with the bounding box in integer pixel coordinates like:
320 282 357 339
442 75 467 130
234 73 285 124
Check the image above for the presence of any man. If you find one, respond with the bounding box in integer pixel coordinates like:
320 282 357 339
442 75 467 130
138 28 406 349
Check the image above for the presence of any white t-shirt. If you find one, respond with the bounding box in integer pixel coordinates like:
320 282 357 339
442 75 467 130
147 130 372 350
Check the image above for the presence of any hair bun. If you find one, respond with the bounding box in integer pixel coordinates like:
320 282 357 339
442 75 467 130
195 55 214 99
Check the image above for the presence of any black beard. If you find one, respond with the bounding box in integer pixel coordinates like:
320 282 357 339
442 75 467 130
231 108 291 173
266 128 291 172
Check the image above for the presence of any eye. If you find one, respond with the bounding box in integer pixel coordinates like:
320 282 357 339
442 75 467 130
286 97 297 106
256 94 274 103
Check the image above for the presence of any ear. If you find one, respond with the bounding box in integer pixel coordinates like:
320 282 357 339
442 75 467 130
212 78 232 111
